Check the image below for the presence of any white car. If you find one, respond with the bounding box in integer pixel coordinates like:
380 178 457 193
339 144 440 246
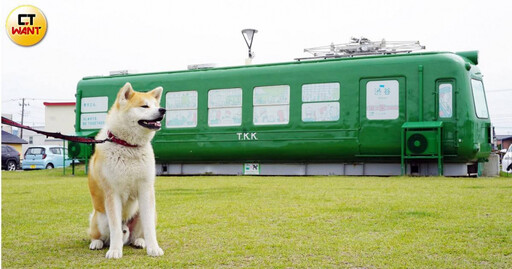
503 145 512 173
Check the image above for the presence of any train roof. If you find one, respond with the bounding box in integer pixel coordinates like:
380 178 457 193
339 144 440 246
82 51 478 81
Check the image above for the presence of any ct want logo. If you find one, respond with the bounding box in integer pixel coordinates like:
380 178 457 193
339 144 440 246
6 5 47 46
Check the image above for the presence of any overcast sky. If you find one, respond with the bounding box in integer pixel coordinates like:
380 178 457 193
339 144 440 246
2 0 512 134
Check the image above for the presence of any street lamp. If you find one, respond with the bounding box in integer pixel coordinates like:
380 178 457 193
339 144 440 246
242 28 258 64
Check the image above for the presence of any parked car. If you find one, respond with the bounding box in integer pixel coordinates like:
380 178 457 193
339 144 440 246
503 145 512 173
22 146 73 170
2 145 20 171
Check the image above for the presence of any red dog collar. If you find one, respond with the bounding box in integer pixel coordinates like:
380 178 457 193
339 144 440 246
107 131 138 148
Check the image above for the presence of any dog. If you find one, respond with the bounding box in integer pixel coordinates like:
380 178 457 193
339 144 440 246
87 82 165 259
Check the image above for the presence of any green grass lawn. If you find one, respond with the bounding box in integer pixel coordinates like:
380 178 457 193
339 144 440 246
2 168 512 268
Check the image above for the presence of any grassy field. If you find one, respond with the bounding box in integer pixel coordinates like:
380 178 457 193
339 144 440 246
2 168 512 268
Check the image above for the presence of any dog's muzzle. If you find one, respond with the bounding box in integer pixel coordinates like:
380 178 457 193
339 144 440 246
138 108 166 130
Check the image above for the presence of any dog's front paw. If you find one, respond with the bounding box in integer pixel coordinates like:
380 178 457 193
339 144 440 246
89 239 104 250
105 248 123 259
133 238 145 249
147 246 164 257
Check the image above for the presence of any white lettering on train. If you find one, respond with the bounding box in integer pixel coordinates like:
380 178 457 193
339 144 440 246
237 132 258 141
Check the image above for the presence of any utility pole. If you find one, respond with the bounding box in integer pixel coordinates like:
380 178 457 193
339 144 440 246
19 98 29 139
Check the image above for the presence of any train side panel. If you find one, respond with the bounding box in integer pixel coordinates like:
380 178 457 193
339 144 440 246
75 51 492 173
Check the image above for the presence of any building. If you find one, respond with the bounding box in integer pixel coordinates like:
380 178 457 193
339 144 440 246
21 127 47 150
1 114 13 133
497 135 512 151
43 102 76 134
20 102 76 155
2 130 28 155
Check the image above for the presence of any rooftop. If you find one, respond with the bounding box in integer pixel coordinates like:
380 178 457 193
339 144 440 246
496 135 512 141
2 131 28 144
82 51 457 81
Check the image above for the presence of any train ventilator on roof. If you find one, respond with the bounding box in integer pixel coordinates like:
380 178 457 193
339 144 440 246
296 37 426 61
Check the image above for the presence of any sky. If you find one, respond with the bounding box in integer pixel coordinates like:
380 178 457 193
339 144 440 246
2 0 512 134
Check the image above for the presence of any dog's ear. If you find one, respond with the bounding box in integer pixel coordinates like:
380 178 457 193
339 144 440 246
117 83 135 104
148 86 163 102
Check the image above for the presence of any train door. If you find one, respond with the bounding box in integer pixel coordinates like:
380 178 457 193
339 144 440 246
359 77 406 156
436 79 457 155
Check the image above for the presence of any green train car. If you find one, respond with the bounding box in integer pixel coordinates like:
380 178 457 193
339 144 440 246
75 50 492 176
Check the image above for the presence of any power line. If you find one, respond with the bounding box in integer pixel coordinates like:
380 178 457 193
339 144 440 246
2 98 38 103
1 99 20 103
2 97 74 103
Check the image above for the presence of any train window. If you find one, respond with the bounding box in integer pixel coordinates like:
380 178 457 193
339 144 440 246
301 83 340 122
471 79 489 118
165 91 198 128
366 80 399 120
208 88 242 127
302 83 340 102
253 85 290 125
439 83 453 118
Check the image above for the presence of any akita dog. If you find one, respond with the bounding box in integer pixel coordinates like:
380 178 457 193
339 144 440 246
88 82 165 259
